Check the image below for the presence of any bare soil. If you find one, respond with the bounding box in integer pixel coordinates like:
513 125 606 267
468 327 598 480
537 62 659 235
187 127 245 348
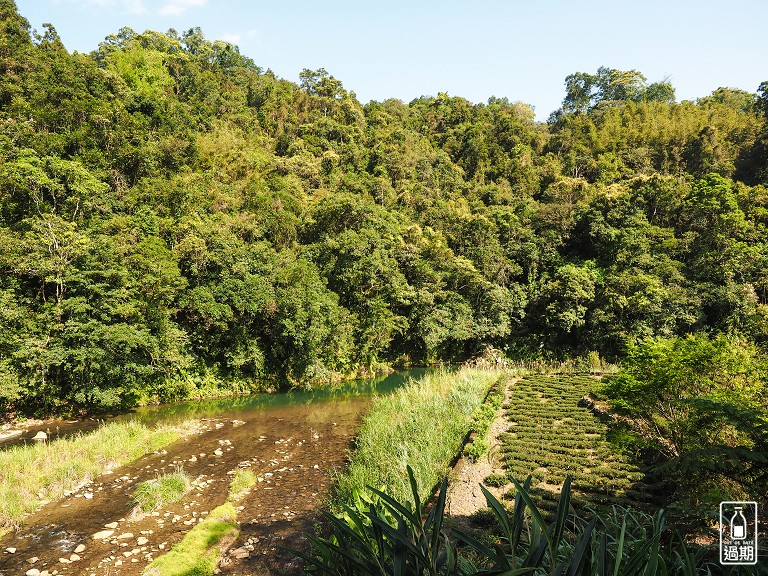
445 378 518 524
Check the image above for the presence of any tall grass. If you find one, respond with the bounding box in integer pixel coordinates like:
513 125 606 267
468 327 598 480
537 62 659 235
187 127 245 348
0 419 198 530
505 357 618 376
333 367 504 507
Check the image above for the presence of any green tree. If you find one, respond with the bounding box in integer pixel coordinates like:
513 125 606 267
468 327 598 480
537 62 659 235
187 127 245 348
601 333 768 507
602 334 765 458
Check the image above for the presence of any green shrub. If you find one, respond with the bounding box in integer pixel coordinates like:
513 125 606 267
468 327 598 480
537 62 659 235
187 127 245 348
483 473 508 487
463 384 505 462
469 403 497 435
462 437 489 461
601 334 768 504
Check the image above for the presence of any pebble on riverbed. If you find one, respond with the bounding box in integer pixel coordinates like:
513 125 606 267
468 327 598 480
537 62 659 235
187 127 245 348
230 547 250 559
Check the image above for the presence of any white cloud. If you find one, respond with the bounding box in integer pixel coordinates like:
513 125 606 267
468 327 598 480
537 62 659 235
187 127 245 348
82 0 148 15
123 0 148 14
220 33 241 44
158 0 207 16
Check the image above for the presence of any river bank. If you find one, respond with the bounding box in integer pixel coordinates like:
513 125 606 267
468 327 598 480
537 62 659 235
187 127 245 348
0 369 431 575
0 420 203 535
0 367 434 450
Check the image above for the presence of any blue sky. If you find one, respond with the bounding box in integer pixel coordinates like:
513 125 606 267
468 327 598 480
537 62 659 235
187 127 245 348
14 0 768 120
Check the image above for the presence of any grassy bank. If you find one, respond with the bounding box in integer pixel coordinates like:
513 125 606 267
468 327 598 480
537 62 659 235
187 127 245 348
0 419 199 530
333 367 505 507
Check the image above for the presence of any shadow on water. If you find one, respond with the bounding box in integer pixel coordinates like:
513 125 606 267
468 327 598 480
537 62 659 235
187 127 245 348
120 367 433 426
1 368 434 449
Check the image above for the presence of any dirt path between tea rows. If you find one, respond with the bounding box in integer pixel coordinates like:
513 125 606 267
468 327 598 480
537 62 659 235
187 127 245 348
445 377 516 521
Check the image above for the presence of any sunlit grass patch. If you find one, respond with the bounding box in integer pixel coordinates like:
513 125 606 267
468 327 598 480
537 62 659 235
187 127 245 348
483 472 508 487
142 464 256 574
133 466 191 512
228 468 256 499
143 502 238 576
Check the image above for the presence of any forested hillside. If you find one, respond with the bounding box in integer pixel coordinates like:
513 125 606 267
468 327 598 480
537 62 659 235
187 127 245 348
1 1 767 415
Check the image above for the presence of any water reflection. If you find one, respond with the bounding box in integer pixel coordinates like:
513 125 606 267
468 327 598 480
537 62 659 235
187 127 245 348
2 368 435 448
121 367 432 424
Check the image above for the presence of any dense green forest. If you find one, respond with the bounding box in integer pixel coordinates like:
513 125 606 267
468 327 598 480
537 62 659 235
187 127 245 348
1 1 767 416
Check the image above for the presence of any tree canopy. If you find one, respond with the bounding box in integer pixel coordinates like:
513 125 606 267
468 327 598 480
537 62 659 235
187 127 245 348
1 1 767 415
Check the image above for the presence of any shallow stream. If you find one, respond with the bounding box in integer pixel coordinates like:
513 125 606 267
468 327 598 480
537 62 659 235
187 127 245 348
0 369 430 576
